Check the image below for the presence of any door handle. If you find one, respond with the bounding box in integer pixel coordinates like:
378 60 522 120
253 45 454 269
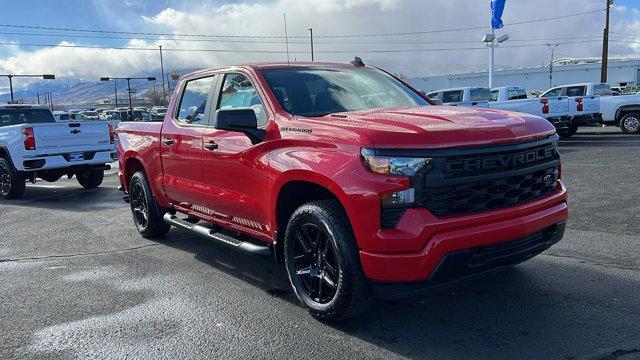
203 141 219 151
162 138 174 146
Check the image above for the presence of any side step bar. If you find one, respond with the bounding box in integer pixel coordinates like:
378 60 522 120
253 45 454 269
163 213 272 257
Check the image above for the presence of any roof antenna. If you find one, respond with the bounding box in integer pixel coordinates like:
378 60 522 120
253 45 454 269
283 13 290 65
350 56 365 66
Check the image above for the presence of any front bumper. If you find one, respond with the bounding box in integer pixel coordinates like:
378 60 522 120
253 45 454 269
372 221 565 300
359 181 568 285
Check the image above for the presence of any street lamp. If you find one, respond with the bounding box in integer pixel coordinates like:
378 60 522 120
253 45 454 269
100 76 156 119
0 74 55 102
483 33 509 88
546 43 560 89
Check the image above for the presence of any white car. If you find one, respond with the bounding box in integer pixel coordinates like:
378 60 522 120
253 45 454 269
541 83 640 133
427 86 600 138
0 104 117 199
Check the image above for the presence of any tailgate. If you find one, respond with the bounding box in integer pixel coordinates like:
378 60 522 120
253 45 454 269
572 95 600 115
488 98 543 116
33 121 112 156
545 97 569 117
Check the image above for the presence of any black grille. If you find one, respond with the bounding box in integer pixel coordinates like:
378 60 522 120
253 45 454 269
423 167 558 217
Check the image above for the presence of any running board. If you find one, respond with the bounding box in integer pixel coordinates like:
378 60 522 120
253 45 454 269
163 213 272 257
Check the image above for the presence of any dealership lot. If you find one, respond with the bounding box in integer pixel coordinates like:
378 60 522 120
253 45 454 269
1 127 639 360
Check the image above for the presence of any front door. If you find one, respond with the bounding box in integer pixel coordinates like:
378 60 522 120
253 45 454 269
201 72 271 235
160 74 216 209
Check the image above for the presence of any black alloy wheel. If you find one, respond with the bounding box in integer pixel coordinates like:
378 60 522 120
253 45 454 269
291 223 340 304
130 181 149 231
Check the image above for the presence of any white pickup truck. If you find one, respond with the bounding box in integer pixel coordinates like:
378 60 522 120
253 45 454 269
541 83 640 133
0 104 117 199
426 86 600 138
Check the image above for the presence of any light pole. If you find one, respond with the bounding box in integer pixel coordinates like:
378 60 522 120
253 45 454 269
0 74 55 102
483 32 508 88
309 28 314 61
159 45 167 105
100 76 156 119
546 43 560 89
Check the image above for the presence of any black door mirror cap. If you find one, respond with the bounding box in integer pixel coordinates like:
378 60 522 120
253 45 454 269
214 108 264 144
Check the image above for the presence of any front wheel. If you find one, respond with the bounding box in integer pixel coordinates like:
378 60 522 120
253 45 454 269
129 171 170 238
0 158 25 200
76 168 104 188
619 113 640 134
284 200 373 321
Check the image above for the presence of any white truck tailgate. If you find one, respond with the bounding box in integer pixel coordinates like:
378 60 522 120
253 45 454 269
33 121 111 156
571 95 600 115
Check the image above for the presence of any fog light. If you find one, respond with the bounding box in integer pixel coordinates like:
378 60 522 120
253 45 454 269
381 188 415 206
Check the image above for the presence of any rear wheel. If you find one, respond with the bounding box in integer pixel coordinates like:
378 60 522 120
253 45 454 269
129 171 170 238
558 125 578 138
76 168 104 188
619 113 640 134
0 158 26 200
284 200 373 321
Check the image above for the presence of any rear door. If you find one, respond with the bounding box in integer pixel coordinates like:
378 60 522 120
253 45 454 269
160 74 216 208
201 71 270 235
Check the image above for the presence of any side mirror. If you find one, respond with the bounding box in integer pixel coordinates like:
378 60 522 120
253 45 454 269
214 108 265 144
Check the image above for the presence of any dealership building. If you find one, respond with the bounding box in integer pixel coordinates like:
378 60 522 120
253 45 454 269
406 58 640 93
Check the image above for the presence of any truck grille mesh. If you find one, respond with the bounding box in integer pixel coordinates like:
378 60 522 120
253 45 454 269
422 167 558 217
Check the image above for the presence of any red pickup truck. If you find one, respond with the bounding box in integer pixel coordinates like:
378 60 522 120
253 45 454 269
117 60 568 321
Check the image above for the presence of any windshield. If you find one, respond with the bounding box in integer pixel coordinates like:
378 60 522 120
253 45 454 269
260 66 429 117
0 108 55 126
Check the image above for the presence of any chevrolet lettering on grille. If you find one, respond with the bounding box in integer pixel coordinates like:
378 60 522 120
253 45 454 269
445 146 556 174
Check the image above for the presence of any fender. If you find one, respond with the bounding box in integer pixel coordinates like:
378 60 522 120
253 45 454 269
615 105 640 125
121 151 172 208
0 145 18 173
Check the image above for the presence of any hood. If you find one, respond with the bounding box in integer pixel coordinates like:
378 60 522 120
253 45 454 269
328 106 556 148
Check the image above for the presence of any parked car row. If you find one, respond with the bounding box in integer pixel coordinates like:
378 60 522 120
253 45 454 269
425 82 640 136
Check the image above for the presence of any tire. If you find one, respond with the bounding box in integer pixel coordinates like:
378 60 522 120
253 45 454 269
76 168 104 188
284 199 373 321
558 125 578 139
619 113 640 134
129 171 171 238
0 158 26 200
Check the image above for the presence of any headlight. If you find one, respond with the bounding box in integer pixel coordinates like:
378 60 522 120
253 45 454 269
361 148 433 176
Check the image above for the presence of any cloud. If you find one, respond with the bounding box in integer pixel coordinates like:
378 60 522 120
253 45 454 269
1 0 640 85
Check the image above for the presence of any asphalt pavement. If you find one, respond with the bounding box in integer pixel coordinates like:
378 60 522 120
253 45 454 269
1 126 639 360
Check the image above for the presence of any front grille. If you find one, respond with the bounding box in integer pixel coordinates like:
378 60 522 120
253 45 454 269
423 167 558 217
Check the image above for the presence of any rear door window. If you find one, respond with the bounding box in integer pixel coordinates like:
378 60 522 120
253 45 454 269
566 86 586 97
543 87 563 97
441 90 463 103
469 88 491 101
176 75 215 125
507 89 527 100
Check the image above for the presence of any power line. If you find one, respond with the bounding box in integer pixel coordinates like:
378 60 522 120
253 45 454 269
0 39 606 54
0 30 604 45
0 9 605 40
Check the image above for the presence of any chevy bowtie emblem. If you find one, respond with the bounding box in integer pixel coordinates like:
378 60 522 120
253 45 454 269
70 129 81 135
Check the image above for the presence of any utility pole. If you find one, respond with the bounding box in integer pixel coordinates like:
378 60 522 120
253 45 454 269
546 43 560 89
159 45 167 105
114 80 118 109
309 28 314 61
600 0 613 83
101 76 155 120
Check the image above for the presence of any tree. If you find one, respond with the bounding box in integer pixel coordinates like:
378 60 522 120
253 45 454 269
143 85 164 106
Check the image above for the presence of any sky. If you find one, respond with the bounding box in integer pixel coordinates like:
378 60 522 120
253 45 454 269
1 0 640 90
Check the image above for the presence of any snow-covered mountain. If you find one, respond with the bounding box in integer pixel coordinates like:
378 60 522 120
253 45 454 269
0 68 199 105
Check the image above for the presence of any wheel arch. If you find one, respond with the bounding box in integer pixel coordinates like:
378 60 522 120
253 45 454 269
272 175 355 263
614 105 640 126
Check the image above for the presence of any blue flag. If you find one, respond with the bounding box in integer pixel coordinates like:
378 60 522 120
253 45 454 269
491 0 507 29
